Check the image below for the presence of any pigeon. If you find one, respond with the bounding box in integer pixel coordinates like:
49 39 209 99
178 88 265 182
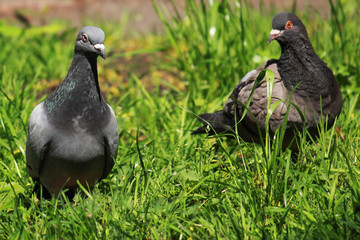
26 26 119 198
193 12 342 150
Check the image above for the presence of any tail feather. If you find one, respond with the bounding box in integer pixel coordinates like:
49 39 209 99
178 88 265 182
192 110 234 135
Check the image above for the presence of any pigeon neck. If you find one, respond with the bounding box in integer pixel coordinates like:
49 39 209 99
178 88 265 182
277 38 333 98
44 52 109 128
71 53 102 101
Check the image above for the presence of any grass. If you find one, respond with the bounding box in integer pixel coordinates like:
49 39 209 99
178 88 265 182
1 0 360 238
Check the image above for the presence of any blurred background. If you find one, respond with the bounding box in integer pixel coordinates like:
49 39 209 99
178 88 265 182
0 0 345 98
0 0 332 34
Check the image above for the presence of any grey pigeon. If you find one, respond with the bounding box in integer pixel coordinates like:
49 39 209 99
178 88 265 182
26 26 119 198
193 12 342 150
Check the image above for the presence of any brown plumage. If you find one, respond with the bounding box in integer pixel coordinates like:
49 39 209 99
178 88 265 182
193 12 342 149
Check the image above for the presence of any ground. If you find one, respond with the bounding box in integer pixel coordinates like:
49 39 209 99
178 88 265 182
1 0 359 238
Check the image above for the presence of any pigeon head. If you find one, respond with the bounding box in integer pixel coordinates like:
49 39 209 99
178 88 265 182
75 26 106 59
268 12 309 44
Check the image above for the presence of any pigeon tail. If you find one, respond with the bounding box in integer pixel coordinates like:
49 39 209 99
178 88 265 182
192 110 234 135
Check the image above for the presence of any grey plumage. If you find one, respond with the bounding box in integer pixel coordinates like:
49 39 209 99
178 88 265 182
26 26 119 197
193 12 342 150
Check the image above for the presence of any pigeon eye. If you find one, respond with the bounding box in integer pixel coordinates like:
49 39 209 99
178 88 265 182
82 34 89 42
285 21 293 29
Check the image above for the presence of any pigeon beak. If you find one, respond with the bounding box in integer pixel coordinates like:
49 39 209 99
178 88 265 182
268 29 282 43
94 44 106 59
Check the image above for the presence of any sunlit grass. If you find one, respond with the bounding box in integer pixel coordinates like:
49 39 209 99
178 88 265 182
0 0 359 238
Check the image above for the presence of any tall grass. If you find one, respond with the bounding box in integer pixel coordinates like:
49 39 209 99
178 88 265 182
0 0 359 238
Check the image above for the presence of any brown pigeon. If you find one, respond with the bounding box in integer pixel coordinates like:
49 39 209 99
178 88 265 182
193 12 342 149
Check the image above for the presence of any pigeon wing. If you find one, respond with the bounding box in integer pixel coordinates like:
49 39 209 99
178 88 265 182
100 104 119 180
26 102 53 179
